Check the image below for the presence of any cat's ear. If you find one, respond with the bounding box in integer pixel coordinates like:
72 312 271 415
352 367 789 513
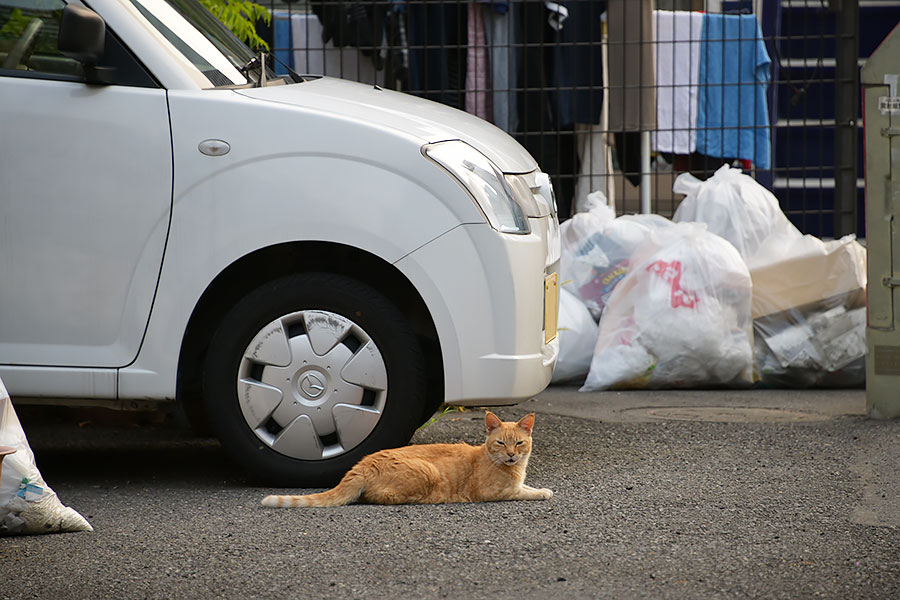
516 413 535 435
485 411 502 433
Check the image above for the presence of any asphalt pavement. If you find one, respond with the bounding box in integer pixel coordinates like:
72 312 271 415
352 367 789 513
1 386 898 599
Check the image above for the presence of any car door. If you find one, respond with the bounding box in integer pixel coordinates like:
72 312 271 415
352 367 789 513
0 0 172 370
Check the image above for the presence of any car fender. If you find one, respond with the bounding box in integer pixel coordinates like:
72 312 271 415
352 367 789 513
118 90 481 399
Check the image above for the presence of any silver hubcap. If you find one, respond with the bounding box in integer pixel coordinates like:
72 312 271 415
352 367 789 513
236 310 388 460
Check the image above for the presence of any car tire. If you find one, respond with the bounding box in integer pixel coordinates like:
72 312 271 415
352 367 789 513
202 272 426 486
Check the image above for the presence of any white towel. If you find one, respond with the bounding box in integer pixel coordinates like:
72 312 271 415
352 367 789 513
652 10 704 155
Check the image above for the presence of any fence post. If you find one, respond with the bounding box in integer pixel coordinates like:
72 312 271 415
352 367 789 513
832 0 860 238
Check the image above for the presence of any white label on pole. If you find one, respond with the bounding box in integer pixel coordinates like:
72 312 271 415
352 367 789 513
879 96 900 113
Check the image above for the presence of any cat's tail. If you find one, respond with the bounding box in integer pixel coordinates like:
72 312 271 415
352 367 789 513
261 473 365 508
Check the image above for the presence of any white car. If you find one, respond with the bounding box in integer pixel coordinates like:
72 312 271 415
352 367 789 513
0 0 560 485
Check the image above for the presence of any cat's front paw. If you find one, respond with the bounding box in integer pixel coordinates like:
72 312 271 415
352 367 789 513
537 487 553 500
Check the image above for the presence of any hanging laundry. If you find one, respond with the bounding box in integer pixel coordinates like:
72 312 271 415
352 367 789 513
385 2 410 89
465 3 492 121
483 3 519 133
575 123 616 213
406 1 467 110
272 12 294 76
552 0 605 129
554 0 607 216
696 13 772 169
519 1 606 219
308 1 388 69
652 10 704 155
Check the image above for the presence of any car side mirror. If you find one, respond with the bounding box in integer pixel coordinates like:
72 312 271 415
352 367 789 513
58 4 105 65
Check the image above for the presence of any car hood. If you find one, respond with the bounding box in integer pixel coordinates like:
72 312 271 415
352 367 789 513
235 77 538 174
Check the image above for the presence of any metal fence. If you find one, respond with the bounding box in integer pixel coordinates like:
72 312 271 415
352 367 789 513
258 0 898 238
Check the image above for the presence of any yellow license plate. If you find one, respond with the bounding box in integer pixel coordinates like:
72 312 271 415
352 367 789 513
544 273 559 344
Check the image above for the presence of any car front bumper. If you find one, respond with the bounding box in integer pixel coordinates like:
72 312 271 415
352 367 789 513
395 213 560 406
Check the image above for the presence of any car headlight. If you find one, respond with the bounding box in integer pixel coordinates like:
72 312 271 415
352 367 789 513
424 141 531 235
534 172 558 215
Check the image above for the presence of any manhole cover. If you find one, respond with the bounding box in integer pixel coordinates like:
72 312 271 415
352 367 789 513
622 406 830 423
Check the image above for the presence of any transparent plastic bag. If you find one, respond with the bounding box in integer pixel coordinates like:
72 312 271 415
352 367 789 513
581 222 754 391
551 287 599 384
750 235 867 387
560 200 671 320
0 380 93 535
673 164 801 263
754 299 866 388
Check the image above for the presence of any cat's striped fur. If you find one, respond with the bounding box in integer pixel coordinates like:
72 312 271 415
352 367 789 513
261 412 552 507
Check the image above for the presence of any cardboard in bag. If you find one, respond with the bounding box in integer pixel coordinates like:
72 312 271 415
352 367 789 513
749 237 866 320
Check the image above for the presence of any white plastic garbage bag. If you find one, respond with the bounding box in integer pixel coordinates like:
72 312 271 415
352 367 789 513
0 379 93 535
581 222 755 391
673 164 802 263
551 287 600 384
561 200 672 320
673 167 868 388
576 190 611 214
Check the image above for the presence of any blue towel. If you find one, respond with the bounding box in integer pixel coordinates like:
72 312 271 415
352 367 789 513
696 14 771 169
273 12 294 76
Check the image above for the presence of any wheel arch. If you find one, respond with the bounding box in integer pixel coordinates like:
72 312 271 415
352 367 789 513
176 241 444 431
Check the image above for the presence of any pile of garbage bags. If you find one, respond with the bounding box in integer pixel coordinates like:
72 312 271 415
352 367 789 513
556 165 867 391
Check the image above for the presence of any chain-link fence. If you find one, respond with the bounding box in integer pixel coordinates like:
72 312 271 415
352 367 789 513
259 0 897 238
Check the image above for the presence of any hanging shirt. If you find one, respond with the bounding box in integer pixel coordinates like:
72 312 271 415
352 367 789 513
552 0 605 128
696 13 772 169
652 10 704 155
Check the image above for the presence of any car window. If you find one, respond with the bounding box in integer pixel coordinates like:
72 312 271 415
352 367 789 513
125 0 275 87
0 0 157 86
0 0 82 77
128 0 245 86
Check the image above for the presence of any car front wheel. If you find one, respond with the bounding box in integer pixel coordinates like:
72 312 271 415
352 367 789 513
202 273 427 486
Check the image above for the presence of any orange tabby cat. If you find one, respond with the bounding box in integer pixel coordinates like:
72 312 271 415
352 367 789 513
261 411 552 507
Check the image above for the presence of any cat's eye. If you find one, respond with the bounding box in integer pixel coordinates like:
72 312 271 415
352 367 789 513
496 441 505 446
516 441 525 446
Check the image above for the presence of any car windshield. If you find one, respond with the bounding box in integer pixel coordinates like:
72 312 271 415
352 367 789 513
125 0 276 87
